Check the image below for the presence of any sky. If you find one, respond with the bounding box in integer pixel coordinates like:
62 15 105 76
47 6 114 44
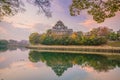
0 0 120 40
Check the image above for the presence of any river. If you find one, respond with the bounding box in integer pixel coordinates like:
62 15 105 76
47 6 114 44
0 47 120 80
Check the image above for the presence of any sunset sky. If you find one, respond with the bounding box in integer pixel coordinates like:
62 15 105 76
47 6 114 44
0 0 120 40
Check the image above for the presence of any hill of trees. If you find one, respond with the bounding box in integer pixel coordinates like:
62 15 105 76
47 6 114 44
29 27 120 45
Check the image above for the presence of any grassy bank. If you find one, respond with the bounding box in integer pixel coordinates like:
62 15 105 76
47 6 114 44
26 45 120 55
107 41 120 47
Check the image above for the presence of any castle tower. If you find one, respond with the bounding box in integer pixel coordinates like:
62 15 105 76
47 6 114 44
50 20 73 35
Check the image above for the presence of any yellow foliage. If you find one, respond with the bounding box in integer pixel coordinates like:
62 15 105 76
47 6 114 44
71 33 77 39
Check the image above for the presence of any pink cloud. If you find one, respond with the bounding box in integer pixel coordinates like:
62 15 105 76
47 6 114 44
10 61 38 69
80 66 95 73
25 62 38 69
79 19 98 30
79 11 120 31
0 57 6 62
0 27 7 34
81 19 95 26
83 66 95 72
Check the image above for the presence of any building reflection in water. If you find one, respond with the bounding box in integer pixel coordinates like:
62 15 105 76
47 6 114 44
29 51 120 76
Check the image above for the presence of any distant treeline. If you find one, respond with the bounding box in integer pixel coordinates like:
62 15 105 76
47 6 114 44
0 39 29 47
29 27 120 45
0 40 28 52
0 40 8 47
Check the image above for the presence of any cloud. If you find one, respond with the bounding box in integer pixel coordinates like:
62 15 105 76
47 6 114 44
10 61 38 69
82 66 95 73
79 11 120 31
31 23 52 33
51 0 64 12
11 21 52 31
0 20 53 40
79 19 98 30
82 20 95 26
0 27 7 34
12 22 34 29
0 57 6 63
0 21 31 40
3 18 39 29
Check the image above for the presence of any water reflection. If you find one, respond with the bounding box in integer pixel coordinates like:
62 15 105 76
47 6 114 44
0 46 28 52
0 49 120 80
29 51 120 76
0 47 8 52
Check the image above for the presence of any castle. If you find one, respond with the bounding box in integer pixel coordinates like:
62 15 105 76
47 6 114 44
48 20 73 35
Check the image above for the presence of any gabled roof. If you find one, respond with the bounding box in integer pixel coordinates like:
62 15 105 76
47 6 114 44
53 20 67 29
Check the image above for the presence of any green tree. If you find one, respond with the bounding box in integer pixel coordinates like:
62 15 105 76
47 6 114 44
0 40 8 51
0 0 25 21
0 0 51 21
1 0 120 22
29 32 40 45
0 40 8 46
42 35 54 45
83 36 107 45
39 33 47 44
107 32 119 41
70 0 120 23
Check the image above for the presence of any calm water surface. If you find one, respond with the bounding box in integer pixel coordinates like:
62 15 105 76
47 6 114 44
0 47 120 80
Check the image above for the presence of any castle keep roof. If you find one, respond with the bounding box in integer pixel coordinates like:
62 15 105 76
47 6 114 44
50 20 73 35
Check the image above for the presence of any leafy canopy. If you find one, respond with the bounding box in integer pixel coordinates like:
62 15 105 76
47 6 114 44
0 0 51 20
70 0 120 23
0 0 120 23
0 0 25 20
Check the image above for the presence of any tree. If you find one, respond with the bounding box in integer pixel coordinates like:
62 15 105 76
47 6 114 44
82 36 107 45
47 29 52 34
29 30 108 45
0 0 25 21
70 0 120 23
27 0 52 17
0 0 51 21
0 40 8 51
107 32 119 41
0 40 8 52
90 27 112 36
29 32 40 44
0 39 8 47
1 0 120 22
39 33 47 44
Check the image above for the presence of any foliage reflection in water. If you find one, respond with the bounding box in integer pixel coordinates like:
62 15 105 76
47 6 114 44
0 47 120 80
29 50 120 76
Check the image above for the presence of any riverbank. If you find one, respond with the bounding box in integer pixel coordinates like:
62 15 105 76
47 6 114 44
26 45 120 55
107 41 120 47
